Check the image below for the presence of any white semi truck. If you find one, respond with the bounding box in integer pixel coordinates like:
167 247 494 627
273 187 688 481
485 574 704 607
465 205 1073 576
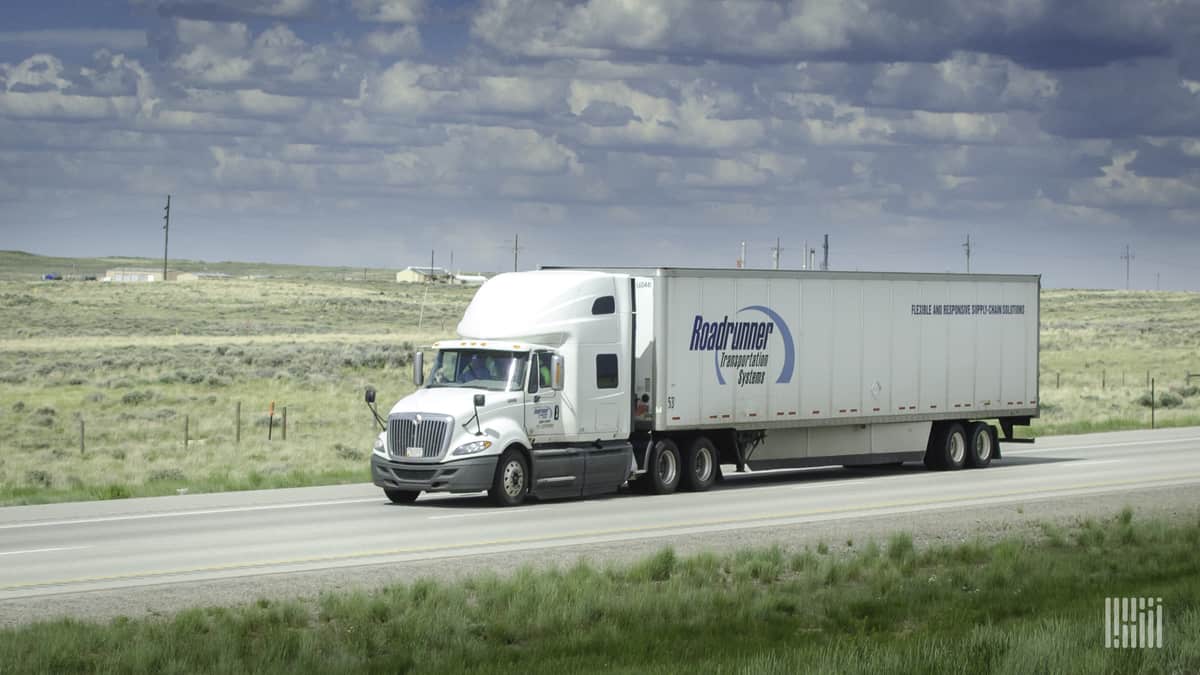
367 268 1039 506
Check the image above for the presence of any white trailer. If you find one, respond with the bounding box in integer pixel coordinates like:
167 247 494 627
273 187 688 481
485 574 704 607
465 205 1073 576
366 268 1039 505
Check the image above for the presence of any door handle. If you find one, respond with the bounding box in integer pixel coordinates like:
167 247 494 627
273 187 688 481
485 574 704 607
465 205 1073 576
534 395 541 403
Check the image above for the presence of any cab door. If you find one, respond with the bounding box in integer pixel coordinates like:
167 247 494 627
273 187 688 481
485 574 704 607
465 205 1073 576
525 351 581 496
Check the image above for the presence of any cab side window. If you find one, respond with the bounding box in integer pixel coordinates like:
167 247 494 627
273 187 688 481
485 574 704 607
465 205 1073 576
538 352 553 389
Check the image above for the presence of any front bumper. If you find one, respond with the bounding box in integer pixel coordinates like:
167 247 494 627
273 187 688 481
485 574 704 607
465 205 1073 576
371 453 496 494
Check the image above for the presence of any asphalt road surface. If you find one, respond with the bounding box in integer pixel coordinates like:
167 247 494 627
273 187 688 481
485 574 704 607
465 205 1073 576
2 426 1199 618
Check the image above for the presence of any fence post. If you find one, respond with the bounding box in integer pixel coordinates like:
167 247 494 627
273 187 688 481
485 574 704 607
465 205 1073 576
185 415 190 449
1056 372 1061 389
235 401 241 444
282 406 287 441
268 401 275 441
1102 370 1106 390
79 419 85 456
1151 378 1156 430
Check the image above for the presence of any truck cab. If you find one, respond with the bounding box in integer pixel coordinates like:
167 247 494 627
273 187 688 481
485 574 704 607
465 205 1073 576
369 271 638 505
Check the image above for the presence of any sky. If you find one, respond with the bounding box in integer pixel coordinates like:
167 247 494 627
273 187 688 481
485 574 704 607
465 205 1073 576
0 0 1198 289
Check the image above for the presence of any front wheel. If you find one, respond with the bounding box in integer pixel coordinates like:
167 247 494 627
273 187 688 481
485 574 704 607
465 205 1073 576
490 448 529 507
384 488 419 504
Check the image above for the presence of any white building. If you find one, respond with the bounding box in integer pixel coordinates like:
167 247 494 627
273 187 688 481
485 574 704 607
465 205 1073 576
396 266 450 283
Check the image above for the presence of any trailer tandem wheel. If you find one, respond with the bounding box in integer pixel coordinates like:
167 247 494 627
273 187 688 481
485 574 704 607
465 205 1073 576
681 436 717 492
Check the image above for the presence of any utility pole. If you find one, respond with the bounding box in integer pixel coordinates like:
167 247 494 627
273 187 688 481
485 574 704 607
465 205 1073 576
963 234 971 274
1156 272 1161 291
1121 244 1133 290
771 237 782 270
429 249 434 283
513 234 520 272
162 194 170 281
822 234 829 271
802 240 808 270
738 241 746 268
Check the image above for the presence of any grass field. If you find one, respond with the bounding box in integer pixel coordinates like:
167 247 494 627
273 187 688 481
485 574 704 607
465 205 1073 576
1 507 1197 673
1 251 1199 504
1034 289 1200 436
0 254 473 504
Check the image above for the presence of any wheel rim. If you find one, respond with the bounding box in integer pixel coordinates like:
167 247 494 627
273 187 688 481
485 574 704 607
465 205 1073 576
976 430 992 461
949 431 965 464
694 446 713 483
657 446 678 485
502 459 525 498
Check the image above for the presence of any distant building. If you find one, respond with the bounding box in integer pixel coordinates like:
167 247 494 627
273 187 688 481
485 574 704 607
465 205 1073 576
104 268 178 282
452 273 487 286
177 272 231 282
396 266 450 283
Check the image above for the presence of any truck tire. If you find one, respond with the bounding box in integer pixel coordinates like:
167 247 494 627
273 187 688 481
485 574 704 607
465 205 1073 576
966 422 995 468
384 488 419 504
644 438 682 495
924 422 967 471
681 436 717 492
933 422 967 470
490 448 528 507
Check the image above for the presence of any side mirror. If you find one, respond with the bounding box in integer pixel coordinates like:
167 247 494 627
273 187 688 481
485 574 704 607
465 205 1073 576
365 387 376 404
473 394 485 407
412 351 425 387
551 354 565 391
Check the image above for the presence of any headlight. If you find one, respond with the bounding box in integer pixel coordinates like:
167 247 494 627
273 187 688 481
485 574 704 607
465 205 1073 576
452 440 492 456
373 432 386 456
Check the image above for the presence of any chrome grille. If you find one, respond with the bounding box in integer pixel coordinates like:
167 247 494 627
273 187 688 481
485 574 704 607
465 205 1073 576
388 414 450 459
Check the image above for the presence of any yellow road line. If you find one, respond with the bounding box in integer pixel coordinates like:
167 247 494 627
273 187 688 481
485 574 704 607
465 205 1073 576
3 472 1199 593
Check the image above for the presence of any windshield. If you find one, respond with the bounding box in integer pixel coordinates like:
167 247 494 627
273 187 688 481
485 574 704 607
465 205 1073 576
427 349 528 392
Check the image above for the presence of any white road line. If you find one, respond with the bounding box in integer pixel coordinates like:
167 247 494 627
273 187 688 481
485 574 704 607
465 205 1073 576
0 546 89 557
428 511 508 520
793 480 870 490
0 498 383 531
1069 459 1124 467
1004 436 1200 455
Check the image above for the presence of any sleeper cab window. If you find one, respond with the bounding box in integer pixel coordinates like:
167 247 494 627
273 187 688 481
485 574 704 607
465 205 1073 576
596 354 618 389
591 295 615 315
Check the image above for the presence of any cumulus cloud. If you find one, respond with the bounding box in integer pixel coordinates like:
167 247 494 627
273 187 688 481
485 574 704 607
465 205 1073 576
471 0 1178 68
352 0 425 23
363 26 422 56
1 0 1198 284
0 29 148 51
133 0 319 20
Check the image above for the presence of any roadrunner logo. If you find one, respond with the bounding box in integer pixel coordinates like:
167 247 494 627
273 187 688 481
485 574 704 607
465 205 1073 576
688 306 795 386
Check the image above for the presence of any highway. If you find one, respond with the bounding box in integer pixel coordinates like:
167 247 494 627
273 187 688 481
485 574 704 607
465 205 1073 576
2 427 1199 609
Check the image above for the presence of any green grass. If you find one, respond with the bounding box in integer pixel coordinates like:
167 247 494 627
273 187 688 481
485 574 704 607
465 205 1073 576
0 261 475 504
3 251 1200 504
1 507 1197 673
1031 289 1200 436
